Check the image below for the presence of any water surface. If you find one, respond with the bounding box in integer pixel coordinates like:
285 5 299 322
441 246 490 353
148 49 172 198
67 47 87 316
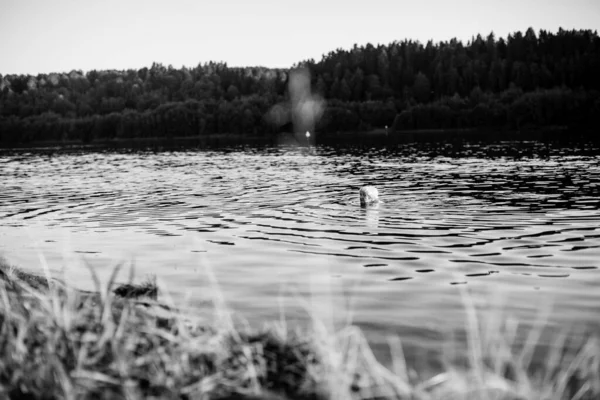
1 142 599 366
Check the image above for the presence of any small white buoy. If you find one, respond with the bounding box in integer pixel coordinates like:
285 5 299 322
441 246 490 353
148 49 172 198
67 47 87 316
359 186 379 206
306 131 311 138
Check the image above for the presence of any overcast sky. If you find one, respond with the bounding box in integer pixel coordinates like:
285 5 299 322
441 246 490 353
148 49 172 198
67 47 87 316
1 0 599 75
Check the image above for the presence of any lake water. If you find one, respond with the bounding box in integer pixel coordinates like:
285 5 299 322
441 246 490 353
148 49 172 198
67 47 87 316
1 142 599 368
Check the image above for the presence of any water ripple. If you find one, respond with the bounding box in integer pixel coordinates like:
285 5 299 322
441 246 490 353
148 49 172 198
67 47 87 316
1 143 599 349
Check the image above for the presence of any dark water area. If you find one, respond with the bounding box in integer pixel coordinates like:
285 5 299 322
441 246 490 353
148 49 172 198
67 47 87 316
1 141 599 370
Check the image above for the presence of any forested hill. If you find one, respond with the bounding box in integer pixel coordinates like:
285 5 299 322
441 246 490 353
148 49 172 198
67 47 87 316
1 28 599 145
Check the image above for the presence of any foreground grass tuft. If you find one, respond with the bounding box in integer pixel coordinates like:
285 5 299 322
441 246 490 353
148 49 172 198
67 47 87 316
0 258 599 399
112 278 159 300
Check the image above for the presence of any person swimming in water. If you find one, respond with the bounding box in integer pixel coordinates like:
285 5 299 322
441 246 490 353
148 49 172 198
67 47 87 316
359 186 380 207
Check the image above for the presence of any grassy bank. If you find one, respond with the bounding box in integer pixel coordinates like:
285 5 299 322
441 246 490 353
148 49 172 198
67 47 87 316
1 258 599 400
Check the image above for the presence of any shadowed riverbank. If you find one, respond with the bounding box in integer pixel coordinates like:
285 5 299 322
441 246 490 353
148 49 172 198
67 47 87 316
1 126 597 151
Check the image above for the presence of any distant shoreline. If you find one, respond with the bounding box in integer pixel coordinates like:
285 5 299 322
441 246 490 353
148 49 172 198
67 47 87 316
1 126 596 150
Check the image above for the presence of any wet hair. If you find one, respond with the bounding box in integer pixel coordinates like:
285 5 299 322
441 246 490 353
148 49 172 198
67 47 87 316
359 186 379 206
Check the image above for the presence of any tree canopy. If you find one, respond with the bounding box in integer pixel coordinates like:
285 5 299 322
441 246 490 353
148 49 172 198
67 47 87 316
1 28 599 145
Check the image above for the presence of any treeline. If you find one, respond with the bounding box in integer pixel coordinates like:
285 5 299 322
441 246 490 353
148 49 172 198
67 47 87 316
1 28 599 145
304 27 600 132
392 86 599 131
0 65 287 144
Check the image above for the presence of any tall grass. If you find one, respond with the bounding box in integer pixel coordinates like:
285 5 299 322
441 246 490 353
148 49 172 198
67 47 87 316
0 257 598 400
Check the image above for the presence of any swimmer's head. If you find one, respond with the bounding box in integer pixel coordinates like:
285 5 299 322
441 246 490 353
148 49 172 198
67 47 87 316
359 186 379 207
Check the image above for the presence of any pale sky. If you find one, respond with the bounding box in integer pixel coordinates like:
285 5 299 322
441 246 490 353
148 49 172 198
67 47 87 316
1 0 599 75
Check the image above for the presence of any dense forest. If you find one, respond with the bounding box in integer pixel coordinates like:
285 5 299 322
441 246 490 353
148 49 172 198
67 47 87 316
1 27 599 145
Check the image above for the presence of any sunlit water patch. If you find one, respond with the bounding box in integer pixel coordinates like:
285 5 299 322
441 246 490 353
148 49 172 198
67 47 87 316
1 143 599 366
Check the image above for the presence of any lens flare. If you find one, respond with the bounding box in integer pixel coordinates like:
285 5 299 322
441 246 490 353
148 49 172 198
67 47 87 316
265 67 325 144
289 67 325 138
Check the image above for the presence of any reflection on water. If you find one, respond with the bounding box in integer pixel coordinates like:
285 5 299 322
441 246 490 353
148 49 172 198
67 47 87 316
1 142 599 363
